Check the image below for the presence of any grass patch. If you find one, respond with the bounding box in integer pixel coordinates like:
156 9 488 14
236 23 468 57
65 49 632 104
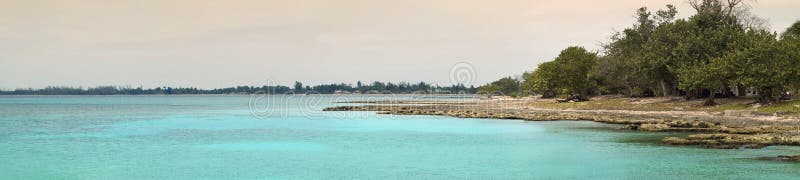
525 97 800 118
754 100 800 116
528 98 690 111
709 103 751 112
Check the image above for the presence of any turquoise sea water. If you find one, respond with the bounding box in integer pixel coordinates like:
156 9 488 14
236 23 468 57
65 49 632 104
1 95 798 179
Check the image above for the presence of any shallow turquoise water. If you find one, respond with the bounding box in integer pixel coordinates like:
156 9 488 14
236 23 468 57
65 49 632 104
0 95 798 179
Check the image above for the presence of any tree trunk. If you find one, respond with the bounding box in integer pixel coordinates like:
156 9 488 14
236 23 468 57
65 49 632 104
685 89 704 100
792 89 800 99
684 89 694 100
721 80 735 98
703 95 717 106
541 91 555 98
735 84 747 97
659 80 671 97
624 85 633 97
757 87 775 105
571 89 588 102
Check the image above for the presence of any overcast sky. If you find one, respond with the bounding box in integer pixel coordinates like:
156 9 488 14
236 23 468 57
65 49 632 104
1 0 798 89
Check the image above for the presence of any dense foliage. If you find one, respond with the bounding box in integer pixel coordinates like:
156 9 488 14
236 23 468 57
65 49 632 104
478 77 520 96
516 47 598 100
480 0 800 105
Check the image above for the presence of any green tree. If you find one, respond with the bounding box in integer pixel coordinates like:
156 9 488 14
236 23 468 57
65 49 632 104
523 47 597 101
640 19 693 97
601 5 678 97
479 77 520 96
783 21 800 38
671 0 746 105
721 30 792 104
556 47 598 100
293 81 303 93
781 28 800 97
522 61 561 98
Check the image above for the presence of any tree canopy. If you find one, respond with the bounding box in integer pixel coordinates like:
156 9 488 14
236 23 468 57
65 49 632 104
521 46 598 100
478 77 520 96
483 0 800 105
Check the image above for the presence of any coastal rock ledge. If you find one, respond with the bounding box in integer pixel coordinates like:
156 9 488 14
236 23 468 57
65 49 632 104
759 155 800 162
663 134 800 149
323 102 800 149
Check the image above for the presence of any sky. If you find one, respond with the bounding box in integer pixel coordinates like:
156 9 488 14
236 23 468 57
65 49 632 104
1 0 798 89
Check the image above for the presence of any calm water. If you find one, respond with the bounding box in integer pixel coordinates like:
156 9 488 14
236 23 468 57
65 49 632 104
1 95 798 179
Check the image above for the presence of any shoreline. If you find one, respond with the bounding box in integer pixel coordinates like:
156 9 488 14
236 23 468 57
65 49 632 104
323 97 800 161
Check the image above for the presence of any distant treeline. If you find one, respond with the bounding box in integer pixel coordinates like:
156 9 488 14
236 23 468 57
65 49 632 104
479 0 800 105
0 81 476 95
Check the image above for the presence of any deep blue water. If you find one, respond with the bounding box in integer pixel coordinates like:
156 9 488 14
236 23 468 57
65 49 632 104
0 95 798 179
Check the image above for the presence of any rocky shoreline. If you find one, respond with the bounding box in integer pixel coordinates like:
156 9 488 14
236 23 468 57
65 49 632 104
323 100 800 157
761 155 800 162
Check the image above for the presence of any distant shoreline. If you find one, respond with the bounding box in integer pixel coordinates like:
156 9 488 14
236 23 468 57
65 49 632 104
0 93 479 96
0 81 478 96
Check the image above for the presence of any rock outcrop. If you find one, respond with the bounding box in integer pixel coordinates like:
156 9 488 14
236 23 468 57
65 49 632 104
323 101 800 149
663 133 800 149
759 155 800 162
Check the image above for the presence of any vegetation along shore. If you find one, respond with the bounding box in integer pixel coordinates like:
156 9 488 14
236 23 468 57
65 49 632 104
328 0 800 162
